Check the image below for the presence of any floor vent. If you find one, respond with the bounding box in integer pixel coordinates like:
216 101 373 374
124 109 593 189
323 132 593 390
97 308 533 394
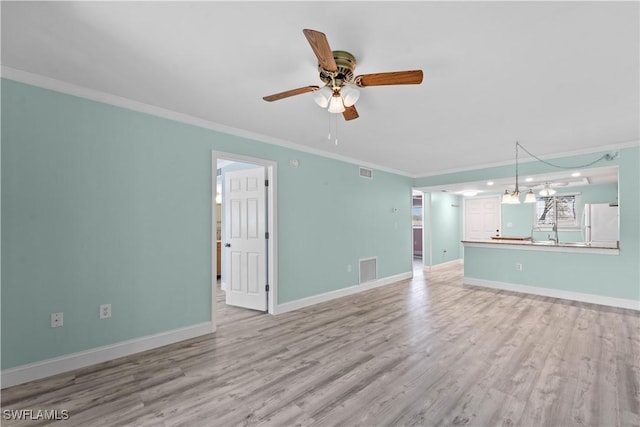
359 257 377 284
359 167 373 179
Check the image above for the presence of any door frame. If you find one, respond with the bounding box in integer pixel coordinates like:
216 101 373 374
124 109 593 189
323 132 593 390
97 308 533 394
211 151 278 326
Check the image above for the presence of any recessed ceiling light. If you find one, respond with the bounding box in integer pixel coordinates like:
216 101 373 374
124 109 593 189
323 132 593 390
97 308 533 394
571 172 581 177
486 181 494 186
462 190 479 197
525 177 533 182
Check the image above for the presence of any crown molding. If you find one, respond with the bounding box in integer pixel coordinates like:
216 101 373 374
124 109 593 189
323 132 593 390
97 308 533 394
1 66 412 178
3 67 636 181
413 140 639 179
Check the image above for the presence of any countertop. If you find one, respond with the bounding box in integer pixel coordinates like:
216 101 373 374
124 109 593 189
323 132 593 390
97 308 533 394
462 238 619 254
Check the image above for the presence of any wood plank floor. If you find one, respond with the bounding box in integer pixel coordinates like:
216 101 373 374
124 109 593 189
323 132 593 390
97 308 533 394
2 263 639 426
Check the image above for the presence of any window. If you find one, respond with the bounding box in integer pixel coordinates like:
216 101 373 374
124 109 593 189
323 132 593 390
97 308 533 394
534 194 581 229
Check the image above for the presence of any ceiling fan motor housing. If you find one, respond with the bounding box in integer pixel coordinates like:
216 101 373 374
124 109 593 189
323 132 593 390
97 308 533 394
319 50 356 87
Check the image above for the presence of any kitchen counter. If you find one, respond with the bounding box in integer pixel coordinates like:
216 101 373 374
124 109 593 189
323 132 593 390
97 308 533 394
462 238 619 255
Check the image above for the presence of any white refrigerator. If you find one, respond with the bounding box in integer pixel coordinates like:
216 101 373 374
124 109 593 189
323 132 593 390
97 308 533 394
584 203 619 244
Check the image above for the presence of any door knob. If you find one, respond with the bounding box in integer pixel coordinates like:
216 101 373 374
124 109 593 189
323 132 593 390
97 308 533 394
224 243 231 247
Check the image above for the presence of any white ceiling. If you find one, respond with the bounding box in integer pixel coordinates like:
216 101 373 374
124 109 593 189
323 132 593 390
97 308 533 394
2 1 638 177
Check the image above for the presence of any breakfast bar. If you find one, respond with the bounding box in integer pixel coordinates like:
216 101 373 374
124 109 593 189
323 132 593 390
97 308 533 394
462 237 620 255
460 236 633 309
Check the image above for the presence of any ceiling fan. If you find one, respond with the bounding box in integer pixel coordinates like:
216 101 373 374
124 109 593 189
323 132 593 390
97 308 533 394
263 29 423 121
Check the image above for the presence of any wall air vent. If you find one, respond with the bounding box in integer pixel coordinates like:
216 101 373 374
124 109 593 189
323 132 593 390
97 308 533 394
359 167 373 179
359 257 378 284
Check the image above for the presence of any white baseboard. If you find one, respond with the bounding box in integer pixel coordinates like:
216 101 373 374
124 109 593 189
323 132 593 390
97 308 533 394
275 271 413 314
1 322 213 389
464 277 640 311
427 258 463 271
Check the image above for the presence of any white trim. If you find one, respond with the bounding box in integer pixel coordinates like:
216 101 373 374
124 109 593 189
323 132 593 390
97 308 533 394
275 271 412 315
1 322 212 389
1 67 410 178
212 151 278 317
414 140 639 179
426 258 464 271
462 241 619 255
426 191 433 268
5 67 635 181
464 277 639 311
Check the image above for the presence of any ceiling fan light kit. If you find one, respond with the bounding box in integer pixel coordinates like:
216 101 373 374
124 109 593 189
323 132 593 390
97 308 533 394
312 86 332 108
263 29 423 121
539 183 557 197
339 85 360 107
327 93 346 114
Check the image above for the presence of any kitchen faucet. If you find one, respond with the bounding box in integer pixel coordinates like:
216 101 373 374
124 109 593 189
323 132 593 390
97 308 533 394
548 222 558 243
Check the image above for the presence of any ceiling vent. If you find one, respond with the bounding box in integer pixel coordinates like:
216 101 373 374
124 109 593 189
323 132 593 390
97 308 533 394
359 167 373 179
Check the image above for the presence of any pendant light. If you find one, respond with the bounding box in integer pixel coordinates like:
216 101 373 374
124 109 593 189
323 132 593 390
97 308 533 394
524 189 537 203
502 142 522 204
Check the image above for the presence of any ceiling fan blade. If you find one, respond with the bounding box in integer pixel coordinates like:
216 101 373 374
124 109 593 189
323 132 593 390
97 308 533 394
355 70 424 87
343 105 359 121
263 86 319 102
303 29 337 73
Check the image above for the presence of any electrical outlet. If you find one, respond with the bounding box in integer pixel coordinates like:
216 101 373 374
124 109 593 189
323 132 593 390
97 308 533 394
347 264 352 273
100 304 112 319
516 263 523 271
51 312 63 328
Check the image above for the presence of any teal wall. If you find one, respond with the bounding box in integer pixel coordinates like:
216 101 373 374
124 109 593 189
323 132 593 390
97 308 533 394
424 192 462 266
463 245 637 299
1 79 412 369
502 182 619 242
501 202 535 238
416 146 639 302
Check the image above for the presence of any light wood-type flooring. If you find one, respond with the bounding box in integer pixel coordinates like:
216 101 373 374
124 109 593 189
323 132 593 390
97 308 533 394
2 263 639 426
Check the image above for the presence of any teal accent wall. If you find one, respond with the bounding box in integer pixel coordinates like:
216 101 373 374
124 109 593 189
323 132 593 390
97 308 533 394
416 146 639 302
424 192 462 266
278 152 413 301
1 79 412 369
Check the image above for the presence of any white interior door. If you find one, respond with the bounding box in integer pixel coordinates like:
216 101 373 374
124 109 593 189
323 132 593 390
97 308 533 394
224 167 267 311
464 196 500 240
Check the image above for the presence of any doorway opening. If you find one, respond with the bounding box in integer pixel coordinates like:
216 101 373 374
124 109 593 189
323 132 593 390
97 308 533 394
412 191 423 261
211 152 278 328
